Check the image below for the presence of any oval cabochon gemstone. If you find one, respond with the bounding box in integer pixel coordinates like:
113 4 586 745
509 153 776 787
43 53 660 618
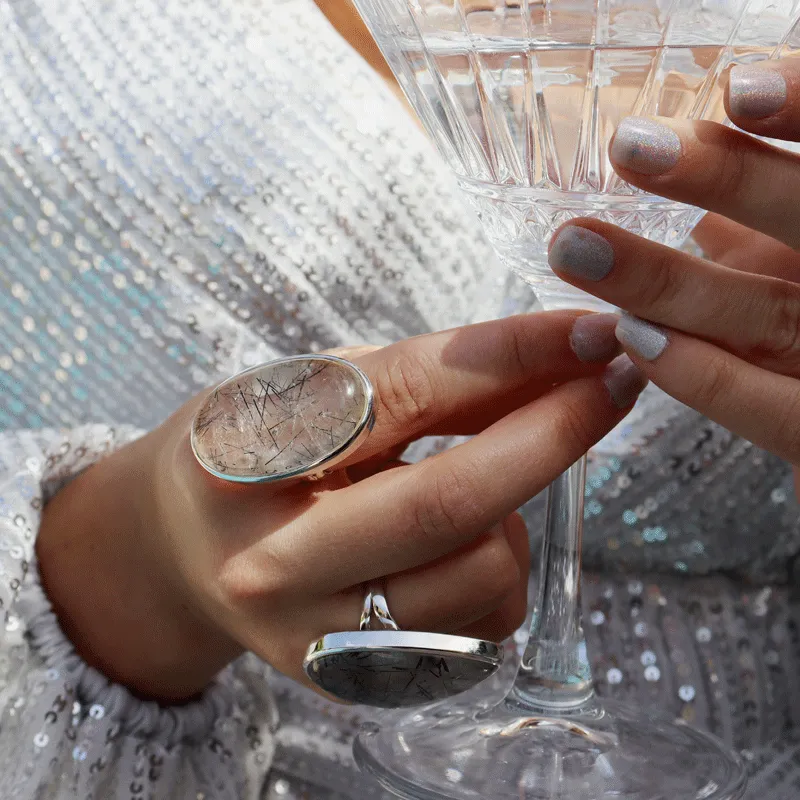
307 648 498 708
192 356 370 481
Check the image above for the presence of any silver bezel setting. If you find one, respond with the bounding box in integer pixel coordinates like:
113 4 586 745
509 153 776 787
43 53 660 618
305 630 502 665
303 630 503 707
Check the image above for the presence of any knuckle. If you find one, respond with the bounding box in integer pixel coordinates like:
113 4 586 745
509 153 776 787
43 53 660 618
639 247 685 312
473 538 520 601
753 285 800 366
693 353 736 409
216 562 262 606
373 350 437 431
415 461 483 544
551 396 601 454
711 141 748 207
216 547 290 608
500 321 529 380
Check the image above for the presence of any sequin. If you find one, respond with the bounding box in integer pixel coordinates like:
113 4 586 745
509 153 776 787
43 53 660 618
640 650 657 666
679 685 697 702
607 668 624 685
696 627 713 643
0 1 797 798
644 666 661 682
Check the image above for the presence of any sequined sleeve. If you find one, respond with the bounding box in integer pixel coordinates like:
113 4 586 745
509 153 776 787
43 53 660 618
0 425 278 800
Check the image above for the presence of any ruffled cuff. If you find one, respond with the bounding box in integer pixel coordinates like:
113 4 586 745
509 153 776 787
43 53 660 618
0 425 277 799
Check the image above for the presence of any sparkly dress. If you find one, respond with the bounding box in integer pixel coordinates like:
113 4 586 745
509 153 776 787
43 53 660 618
0 0 797 798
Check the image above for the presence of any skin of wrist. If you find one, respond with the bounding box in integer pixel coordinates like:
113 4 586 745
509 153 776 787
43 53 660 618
36 421 244 704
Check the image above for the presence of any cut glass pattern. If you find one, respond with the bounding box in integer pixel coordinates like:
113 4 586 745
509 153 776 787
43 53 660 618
357 0 800 307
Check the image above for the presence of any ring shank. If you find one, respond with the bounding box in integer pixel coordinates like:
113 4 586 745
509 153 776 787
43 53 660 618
360 582 400 631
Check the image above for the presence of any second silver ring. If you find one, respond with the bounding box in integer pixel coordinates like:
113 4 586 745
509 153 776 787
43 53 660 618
304 581 504 708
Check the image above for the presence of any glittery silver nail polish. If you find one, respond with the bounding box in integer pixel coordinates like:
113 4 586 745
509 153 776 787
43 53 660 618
570 313 621 362
610 118 682 176
603 355 648 409
549 226 615 281
615 315 668 361
729 66 787 119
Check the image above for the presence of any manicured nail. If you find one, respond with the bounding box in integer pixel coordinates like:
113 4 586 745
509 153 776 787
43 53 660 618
611 118 682 176
615 315 668 361
570 313 621 363
729 65 787 119
603 355 648 409
549 226 615 281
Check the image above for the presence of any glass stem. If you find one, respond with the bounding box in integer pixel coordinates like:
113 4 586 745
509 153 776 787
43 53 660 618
508 455 594 712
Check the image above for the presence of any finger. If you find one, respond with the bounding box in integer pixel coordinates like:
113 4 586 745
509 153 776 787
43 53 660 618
313 524 520 635
253 516 529 697
388 512 529 636
386 513 528 634
453 597 527 643
360 515 527 641
454 512 530 642
548 220 800 377
356 315 621 443
340 310 621 465
608 115 800 249
725 58 800 139
613 316 800 466
293 360 646 586
692 214 800 282
285 514 528 641
183 313 618 497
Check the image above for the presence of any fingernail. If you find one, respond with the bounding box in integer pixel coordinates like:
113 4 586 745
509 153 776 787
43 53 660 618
615 314 669 361
611 117 682 176
570 313 621 362
729 65 787 119
549 226 615 281
603 355 649 409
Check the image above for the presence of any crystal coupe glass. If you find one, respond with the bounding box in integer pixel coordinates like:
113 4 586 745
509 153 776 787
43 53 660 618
348 1 800 798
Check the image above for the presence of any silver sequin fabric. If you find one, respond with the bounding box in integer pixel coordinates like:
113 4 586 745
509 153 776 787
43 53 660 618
0 0 798 798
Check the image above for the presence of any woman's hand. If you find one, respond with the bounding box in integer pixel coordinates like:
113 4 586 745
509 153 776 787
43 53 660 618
36 311 643 703
547 56 800 471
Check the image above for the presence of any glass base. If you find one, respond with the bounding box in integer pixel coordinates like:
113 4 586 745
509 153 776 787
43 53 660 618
354 697 747 800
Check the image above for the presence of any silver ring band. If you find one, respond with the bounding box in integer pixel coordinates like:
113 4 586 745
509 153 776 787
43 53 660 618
360 582 400 631
303 579 504 707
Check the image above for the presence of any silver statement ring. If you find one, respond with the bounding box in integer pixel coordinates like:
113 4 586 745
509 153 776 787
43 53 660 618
303 583 503 708
191 354 375 483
